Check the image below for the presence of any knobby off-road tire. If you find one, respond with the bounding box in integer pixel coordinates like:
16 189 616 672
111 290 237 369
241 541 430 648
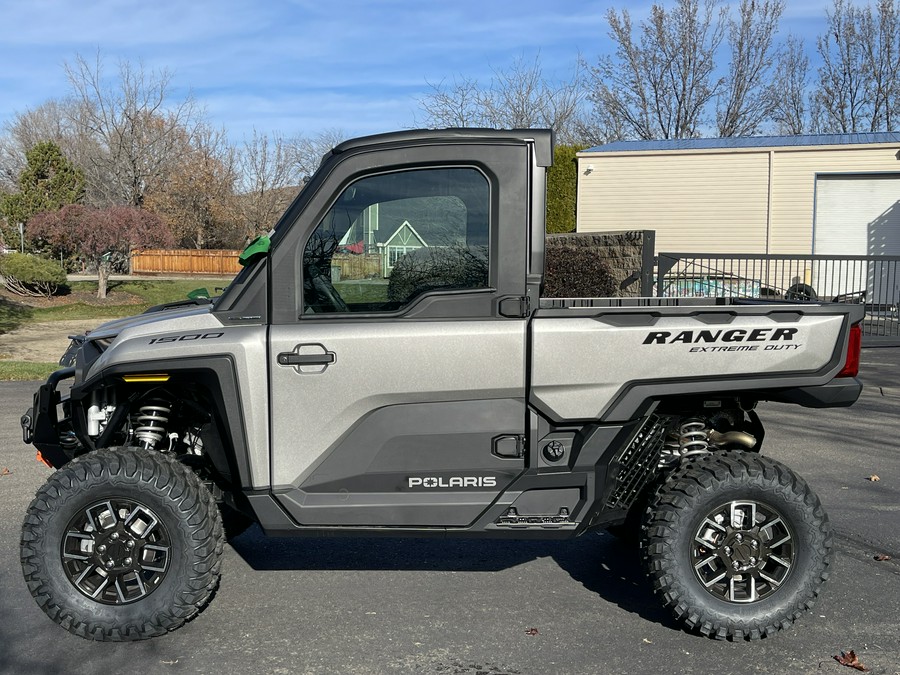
21 447 225 641
220 505 255 541
641 450 831 640
606 474 669 546
205 482 255 541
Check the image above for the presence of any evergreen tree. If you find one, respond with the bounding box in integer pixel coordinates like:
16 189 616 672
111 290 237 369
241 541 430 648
0 141 84 249
546 145 586 234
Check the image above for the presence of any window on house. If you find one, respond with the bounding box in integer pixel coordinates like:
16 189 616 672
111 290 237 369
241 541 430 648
388 245 419 268
302 167 490 314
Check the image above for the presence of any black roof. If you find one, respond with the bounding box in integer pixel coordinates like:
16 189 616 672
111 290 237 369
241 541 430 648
330 128 554 166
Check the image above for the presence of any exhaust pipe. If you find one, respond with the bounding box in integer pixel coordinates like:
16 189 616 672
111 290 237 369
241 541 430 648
708 429 757 449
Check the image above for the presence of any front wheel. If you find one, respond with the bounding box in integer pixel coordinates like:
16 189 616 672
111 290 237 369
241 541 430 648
21 447 224 641
642 451 831 640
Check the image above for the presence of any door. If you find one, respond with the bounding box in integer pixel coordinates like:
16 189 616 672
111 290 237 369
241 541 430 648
814 173 900 304
267 148 531 528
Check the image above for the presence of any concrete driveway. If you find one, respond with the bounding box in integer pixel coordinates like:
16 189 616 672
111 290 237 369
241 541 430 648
0 351 897 674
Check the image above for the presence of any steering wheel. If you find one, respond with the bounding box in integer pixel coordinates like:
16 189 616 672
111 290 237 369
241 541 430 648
306 264 349 313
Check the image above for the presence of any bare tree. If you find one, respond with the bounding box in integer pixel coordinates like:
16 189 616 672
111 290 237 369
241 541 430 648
860 0 900 131
769 35 810 135
717 0 785 137
588 0 727 140
570 85 627 146
0 139 16 192
811 0 900 133
482 55 586 144
0 99 99 194
143 123 239 249
813 0 871 132
64 52 203 207
291 128 348 181
236 129 300 239
417 76 491 128
417 54 587 144
4 55 205 209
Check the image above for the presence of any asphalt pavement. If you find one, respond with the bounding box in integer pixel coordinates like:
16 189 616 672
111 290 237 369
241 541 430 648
0 351 898 675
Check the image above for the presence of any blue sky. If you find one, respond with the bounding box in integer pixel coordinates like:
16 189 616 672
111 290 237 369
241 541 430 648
0 0 831 143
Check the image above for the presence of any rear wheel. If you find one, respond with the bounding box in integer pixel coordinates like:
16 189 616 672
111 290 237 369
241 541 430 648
642 451 831 640
21 447 224 641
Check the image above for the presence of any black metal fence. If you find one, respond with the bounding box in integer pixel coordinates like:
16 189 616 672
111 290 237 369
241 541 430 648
656 253 900 345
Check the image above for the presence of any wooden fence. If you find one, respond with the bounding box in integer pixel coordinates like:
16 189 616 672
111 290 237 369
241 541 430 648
330 253 383 280
131 249 242 275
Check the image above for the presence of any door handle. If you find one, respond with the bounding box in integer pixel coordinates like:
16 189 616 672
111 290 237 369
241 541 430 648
277 352 335 366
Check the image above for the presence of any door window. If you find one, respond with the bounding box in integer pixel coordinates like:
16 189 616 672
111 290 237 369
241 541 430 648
302 167 490 314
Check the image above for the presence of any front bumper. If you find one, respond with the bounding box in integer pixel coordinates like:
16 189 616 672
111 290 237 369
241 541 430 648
21 367 76 468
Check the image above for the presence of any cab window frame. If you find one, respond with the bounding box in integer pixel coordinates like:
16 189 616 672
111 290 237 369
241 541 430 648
298 164 494 319
266 140 529 325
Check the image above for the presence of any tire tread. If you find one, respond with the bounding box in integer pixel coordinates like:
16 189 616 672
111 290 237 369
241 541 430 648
641 450 832 641
20 448 224 641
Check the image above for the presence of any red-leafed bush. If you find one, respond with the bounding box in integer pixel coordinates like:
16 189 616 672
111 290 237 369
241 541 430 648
29 205 174 298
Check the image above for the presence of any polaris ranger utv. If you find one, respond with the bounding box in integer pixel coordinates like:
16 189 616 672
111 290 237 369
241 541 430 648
20 129 864 642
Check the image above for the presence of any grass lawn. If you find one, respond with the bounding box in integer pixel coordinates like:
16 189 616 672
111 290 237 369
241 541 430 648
0 279 232 381
0 296 33 332
333 279 390 305
0 361 59 381
10 279 232 324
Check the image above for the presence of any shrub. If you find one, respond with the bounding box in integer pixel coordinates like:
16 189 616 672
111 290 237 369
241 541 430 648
546 144 587 234
542 245 617 298
0 253 68 298
387 245 489 304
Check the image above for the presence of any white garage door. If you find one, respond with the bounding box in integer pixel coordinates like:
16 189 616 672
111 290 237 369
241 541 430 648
813 174 900 304
814 174 900 254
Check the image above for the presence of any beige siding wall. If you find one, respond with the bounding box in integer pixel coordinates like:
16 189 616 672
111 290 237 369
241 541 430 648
577 143 900 255
577 151 770 253
769 146 900 253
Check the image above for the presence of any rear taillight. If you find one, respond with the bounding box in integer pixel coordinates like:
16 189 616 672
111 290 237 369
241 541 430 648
837 323 862 378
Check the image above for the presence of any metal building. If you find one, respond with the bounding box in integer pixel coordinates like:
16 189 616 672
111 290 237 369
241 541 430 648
576 133 900 258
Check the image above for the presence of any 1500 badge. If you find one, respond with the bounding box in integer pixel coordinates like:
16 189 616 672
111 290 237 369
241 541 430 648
149 332 224 345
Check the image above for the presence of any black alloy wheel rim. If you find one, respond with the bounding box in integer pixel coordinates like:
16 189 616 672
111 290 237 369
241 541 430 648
60 498 171 605
691 499 795 604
